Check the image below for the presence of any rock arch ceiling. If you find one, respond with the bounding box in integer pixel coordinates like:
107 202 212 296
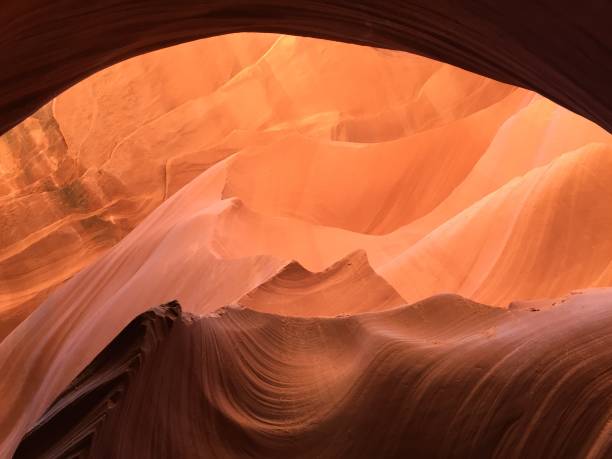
1 0 611 134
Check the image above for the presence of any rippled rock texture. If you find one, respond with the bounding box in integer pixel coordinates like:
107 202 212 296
14 292 612 458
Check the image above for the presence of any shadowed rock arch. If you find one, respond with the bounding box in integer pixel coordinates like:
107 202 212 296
1 0 611 134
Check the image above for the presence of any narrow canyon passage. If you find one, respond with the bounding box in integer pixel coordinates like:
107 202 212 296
0 26 611 459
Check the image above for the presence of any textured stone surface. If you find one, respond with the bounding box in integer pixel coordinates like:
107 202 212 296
1 10 611 457
14 292 612 458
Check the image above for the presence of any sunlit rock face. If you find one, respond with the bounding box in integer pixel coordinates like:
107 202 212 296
0 34 278 335
1 33 611 458
1 34 610 337
0 33 522 337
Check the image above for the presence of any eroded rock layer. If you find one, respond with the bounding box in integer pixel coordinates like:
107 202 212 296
15 291 612 458
238 250 405 316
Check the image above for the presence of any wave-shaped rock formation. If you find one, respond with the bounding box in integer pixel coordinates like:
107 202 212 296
1 1 611 133
0 34 520 336
2 34 610 342
238 250 405 316
14 291 612 458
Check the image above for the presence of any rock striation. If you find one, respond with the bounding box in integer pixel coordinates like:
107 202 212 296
14 291 612 458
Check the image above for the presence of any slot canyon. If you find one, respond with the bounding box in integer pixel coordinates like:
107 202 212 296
1 3 611 458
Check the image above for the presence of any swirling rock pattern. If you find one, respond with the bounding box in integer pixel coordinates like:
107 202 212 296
14 291 612 458
1 1 611 133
